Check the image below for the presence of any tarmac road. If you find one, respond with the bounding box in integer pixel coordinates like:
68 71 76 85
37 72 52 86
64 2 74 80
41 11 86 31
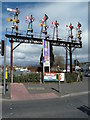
2 93 89 118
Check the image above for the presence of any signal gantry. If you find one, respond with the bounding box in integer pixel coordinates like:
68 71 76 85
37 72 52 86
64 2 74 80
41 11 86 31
5 7 82 74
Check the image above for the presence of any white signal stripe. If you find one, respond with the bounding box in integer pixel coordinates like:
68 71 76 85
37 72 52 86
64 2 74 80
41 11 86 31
41 19 44 23
26 16 31 20
7 8 17 12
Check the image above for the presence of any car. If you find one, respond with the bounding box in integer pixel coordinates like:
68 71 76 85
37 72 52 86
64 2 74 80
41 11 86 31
84 71 90 77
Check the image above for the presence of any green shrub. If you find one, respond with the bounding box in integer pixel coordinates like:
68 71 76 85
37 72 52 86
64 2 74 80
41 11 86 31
12 73 40 83
1 72 41 83
2 71 81 84
65 72 78 83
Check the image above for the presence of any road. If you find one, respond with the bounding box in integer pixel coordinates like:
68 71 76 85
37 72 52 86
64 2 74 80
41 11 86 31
2 93 89 118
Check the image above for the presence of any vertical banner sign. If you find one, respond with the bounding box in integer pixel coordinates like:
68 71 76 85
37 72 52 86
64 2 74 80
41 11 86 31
43 40 50 67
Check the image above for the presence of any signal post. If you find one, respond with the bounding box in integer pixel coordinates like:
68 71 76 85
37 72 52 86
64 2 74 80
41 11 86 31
7 7 20 83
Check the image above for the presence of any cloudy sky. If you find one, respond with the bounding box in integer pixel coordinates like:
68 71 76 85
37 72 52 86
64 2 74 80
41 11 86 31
0 1 89 66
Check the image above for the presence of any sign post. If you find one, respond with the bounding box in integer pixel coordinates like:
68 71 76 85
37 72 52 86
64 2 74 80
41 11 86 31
58 73 61 93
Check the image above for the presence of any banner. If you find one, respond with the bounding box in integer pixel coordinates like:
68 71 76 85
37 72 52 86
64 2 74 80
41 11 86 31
44 72 57 81
44 72 65 82
43 40 50 67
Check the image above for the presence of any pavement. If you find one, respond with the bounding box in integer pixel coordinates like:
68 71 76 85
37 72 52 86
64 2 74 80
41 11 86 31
10 83 58 101
1 76 89 101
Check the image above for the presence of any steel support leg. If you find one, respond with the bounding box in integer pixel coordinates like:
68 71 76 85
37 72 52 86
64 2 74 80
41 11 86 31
69 45 73 73
10 39 13 83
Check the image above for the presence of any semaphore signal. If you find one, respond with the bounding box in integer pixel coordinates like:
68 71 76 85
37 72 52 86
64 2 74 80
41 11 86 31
25 15 34 37
76 22 82 41
52 20 59 40
39 14 49 38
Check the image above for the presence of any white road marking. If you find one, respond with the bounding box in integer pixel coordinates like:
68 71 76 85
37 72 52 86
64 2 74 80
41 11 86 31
60 91 89 98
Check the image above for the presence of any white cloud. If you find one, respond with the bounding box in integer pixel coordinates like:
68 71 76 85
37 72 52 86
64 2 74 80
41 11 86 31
13 43 42 66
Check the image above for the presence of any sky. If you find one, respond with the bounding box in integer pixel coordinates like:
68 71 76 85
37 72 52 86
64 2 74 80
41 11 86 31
0 1 89 67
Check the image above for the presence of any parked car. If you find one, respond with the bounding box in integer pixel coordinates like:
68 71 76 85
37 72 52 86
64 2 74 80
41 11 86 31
84 70 90 77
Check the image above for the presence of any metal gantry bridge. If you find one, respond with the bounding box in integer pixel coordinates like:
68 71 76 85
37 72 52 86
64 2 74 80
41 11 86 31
5 29 82 74
5 33 82 47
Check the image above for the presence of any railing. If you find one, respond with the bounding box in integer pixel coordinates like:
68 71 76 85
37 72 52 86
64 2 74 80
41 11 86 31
6 28 81 44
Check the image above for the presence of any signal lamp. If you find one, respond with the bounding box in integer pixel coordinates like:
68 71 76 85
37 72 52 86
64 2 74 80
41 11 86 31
69 23 74 30
52 20 59 27
78 22 81 28
41 14 48 23
78 30 82 35
7 18 11 22
39 23 42 27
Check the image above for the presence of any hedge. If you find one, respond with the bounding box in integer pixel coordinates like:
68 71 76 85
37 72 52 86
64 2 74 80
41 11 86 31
65 72 79 83
2 73 40 83
2 72 83 83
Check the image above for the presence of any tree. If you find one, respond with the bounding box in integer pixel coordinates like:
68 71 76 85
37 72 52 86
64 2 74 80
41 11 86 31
40 48 43 67
50 43 54 67
54 55 64 68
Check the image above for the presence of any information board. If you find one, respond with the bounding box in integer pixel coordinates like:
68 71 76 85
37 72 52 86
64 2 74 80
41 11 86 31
43 40 50 67
44 72 65 82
